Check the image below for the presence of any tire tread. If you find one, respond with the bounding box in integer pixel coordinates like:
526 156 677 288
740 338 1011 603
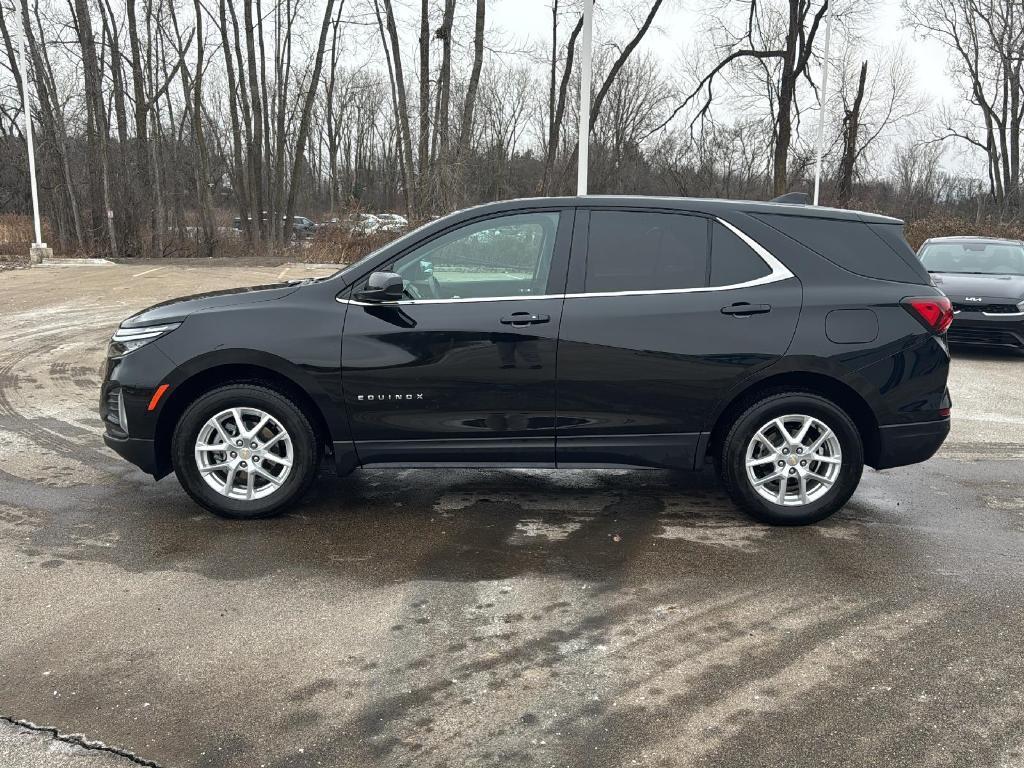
717 389 863 525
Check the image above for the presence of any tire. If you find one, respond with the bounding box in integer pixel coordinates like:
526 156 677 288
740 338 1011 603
718 391 864 526
171 383 321 519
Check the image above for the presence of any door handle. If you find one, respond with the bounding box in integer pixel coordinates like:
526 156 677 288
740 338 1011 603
721 302 771 316
500 312 550 326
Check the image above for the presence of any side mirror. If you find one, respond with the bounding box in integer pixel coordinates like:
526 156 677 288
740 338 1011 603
355 271 404 303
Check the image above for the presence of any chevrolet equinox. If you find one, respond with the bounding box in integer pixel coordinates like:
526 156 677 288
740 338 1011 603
101 197 953 525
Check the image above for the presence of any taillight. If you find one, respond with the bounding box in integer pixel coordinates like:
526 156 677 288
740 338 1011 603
903 296 954 334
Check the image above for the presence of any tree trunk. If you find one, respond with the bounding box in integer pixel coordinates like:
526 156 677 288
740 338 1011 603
73 0 119 258
216 0 251 237
243 0 265 250
771 1 800 197
431 0 455 209
456 0 485 174
283 0 340 238
125 0 154 257
377 0 416 217
542 13 584 194
417 0 430 210
100 0 138 254
836 61 867 207
191 0 216 257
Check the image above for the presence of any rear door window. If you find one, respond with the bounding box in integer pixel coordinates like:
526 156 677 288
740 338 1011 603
585 211 708 293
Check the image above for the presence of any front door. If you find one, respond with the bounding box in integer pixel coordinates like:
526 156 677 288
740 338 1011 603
555 208 802 469
341 209 573 466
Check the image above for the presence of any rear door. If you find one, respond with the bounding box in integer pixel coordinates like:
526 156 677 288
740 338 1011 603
555 208 802 469
341 209 572 466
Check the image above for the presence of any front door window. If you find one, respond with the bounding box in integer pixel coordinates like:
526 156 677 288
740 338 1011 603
391 212 560 300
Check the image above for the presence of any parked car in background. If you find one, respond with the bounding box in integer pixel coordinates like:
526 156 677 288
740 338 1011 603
347 213 382 235
289 216 317 239
375 213 409 232
918 236 1024 352
230 214 317 239
101 196 951 526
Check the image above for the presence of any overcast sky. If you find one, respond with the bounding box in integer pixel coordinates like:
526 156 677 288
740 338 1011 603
481 0 972 172
489 1 957 102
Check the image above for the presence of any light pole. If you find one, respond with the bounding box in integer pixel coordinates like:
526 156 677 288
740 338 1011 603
19 34 50 262
812 0 835 206
576 0 593 195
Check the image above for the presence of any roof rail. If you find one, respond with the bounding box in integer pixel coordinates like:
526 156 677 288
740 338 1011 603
770 192 810 205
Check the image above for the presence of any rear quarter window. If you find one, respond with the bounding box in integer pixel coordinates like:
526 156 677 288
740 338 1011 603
710 222 771 286
753 214 928 284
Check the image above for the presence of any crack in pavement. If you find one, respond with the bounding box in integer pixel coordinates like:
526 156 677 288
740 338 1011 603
1 715 166 767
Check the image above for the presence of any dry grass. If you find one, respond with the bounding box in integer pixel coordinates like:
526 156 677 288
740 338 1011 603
0 214 44 257
298 227 404 264
8 210 1020 263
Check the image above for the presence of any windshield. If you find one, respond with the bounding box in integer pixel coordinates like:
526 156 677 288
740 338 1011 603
919 241 1024 276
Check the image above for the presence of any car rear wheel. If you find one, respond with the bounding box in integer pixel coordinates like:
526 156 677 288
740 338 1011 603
171 383 320 519
718 392 864 525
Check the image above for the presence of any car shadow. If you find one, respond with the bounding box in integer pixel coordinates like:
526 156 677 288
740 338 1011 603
0 465 877 585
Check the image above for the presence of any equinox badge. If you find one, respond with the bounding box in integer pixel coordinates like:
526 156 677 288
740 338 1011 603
357 393 425 401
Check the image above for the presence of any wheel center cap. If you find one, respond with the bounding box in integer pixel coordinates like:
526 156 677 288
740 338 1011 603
787 455 798 466
240 448 251 460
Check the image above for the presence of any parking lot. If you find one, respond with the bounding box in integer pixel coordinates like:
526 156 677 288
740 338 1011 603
1 260 1023 767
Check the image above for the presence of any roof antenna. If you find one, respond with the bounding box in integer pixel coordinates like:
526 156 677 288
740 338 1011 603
771 192 810 205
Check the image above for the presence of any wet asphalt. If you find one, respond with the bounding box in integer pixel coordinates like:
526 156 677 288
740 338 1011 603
0 261 1022 767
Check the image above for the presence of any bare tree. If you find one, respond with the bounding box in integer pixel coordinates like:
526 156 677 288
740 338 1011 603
653 0 846 196
836 60 867 206
456 0 486 181
73 0 119 257
542 4 584 193
906 0 1024 208
375 0 416 216
0 0 1008 258
283 0 341 239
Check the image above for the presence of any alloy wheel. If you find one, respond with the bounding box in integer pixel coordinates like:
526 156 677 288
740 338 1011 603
744 414 842 506
194 407 293 500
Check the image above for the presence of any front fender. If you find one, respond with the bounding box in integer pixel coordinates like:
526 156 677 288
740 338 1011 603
158 348 347 441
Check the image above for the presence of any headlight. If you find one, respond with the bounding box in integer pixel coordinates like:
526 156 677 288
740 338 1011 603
107 323 181 358
1018 299 1024 312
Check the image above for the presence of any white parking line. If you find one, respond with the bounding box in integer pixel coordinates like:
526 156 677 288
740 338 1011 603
133 266 167 278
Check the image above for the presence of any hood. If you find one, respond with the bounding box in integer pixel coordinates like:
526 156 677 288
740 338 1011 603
930 272 1024 303
121 282 302 328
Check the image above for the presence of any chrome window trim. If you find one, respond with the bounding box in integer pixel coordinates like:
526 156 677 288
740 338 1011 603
336 216 794 307
338 293 564 306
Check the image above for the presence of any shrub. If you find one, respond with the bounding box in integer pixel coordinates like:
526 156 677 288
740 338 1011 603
904 216 1024 250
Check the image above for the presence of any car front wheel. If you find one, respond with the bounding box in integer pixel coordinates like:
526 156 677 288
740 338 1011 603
171 383 320 519
718 391 864 525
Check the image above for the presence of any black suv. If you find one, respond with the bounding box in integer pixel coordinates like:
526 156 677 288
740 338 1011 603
101 197 952 525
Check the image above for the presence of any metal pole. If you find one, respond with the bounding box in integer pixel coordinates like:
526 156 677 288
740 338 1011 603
576 0 593 196
812 0 834 206
19 34 45 247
